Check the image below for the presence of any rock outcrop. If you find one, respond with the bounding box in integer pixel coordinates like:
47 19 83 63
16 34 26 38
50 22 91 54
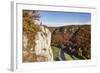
23 25 53 62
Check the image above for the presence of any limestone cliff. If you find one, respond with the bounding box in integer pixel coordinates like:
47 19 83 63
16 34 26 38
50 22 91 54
23 25 53 62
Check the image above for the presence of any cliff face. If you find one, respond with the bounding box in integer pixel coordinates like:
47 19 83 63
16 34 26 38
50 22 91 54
35 26 53 61
23 25 53 62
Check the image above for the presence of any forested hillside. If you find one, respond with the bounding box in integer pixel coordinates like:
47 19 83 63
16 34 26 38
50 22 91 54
48 25 91 60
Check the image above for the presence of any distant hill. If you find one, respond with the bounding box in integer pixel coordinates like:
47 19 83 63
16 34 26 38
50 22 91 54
48 24 91 59
48 25 91 48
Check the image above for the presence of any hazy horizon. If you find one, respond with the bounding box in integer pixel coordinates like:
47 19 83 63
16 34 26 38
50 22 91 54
42 23 91 27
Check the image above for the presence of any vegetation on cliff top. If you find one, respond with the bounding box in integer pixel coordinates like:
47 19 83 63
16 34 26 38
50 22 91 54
23 10 42 62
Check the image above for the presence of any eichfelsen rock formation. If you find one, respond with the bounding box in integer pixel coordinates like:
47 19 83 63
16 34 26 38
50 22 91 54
23 25 53 62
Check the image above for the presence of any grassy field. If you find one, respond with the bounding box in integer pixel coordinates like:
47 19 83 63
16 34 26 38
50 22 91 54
51 46 60 61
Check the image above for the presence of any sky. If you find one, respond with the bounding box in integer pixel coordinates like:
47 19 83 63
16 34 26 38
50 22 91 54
39 11 91 27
